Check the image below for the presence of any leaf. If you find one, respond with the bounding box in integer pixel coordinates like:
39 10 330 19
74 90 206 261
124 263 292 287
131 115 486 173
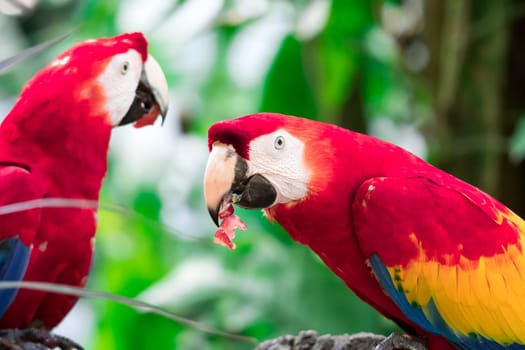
314 0 374 119
0 31 73 74
260 35 318 119
509 115 525 163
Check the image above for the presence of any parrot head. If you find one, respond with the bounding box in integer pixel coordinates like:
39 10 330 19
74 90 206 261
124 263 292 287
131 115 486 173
204 113 334 226
13 32 169 129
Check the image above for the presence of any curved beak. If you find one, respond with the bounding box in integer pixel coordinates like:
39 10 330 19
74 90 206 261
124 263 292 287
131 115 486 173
119 54 169 128
204 143 277 226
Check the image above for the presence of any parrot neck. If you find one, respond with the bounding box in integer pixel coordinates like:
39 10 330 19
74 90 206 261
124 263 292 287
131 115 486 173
0 102 112 198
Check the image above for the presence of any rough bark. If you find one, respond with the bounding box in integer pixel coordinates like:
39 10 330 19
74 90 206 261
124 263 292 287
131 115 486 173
255 331 428 350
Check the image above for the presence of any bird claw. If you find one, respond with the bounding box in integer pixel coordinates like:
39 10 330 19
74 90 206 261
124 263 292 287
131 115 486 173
374 333 427 350
0 328 83 350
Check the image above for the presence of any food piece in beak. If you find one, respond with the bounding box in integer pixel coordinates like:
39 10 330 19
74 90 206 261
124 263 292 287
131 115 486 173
213 195 247 250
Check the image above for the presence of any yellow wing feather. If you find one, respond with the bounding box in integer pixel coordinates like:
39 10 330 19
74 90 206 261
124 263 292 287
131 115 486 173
388 210 525 343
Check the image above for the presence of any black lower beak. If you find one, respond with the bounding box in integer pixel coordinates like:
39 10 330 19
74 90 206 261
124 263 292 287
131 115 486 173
233 174 277 209
118 78 160 126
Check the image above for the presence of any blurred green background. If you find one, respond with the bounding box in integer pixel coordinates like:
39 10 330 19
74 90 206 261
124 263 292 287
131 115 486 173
1 0 525 349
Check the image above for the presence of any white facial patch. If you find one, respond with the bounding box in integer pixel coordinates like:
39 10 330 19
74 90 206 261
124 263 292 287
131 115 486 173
248 129 310 205
97 49 143 126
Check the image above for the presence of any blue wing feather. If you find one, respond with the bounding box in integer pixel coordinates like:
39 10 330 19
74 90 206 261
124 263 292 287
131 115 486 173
0 165 42 319
0 237 30 317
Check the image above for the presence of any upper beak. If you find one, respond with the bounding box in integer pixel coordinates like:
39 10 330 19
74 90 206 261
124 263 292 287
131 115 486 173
118 54 169 127
204 143 277 226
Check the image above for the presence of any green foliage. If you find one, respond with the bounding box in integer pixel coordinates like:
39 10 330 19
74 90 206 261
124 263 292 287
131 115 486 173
510 115 525 163
315 0 371 118
261 35 317 118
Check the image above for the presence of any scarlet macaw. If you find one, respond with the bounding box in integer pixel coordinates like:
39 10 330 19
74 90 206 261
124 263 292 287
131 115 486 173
204 113 525 350
0 32 168 334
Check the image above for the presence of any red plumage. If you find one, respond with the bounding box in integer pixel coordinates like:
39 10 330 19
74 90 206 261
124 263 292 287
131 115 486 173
0 33 153 328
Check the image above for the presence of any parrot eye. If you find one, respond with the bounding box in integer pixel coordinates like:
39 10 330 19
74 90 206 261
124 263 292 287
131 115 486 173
274 136 285 150
120 61 130 75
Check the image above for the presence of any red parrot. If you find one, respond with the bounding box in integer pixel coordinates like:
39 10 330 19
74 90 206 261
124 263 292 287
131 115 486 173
204 113 525 350
0 32 168 332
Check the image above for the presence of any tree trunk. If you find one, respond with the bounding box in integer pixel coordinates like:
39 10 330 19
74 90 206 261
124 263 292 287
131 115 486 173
424 0 508 200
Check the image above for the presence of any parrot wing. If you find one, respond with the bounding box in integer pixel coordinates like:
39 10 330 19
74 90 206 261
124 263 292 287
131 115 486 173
0 165 42 317
352 175 525 350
